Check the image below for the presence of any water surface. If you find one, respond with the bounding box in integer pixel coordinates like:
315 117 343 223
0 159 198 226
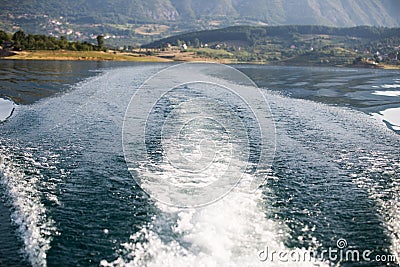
0 62 399 267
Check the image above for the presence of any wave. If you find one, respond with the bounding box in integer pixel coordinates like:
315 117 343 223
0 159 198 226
0 64 166 266
0 143 60 267
101 173 327 267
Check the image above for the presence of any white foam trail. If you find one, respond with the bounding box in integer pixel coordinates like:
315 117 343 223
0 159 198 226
0 145 58 267
101 171 328 267
338 152 400 264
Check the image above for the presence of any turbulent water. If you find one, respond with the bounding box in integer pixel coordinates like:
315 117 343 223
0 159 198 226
0 62 399 267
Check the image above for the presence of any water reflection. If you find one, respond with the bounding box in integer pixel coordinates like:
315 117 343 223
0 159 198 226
0 60 129 105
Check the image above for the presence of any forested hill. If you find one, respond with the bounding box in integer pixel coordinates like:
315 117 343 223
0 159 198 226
0 0 399 45
143 25 400 67
144 25 400 49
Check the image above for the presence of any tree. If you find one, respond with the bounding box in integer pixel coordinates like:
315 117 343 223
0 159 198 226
60 36 68 49
97 35 105 49
194 38 200 48
27 34 35 50
0 30 10 45
12 30 26 50
12 30 25 42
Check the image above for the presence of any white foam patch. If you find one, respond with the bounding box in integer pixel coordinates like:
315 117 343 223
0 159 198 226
0 98 15 122
372 107 400 131
0 146 60 267
101 171 328 267
372 91 400 97
381 84 400 89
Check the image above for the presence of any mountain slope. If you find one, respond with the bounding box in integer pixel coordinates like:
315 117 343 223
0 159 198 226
0 0 398 44
2 0 398 25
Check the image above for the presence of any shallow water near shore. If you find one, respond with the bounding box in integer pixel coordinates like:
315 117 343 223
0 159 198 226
0 61 399 266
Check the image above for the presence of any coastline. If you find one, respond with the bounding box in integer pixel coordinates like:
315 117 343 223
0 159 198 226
1 50 399 70
0 50 172 62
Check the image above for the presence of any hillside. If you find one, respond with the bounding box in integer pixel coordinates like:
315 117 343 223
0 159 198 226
0 0 399 45
144 25 400 67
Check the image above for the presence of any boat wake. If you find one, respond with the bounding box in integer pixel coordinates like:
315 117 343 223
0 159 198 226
0 143 63 267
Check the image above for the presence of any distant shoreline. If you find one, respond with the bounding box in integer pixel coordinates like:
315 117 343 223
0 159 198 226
0 50 172 62
1 50 399 70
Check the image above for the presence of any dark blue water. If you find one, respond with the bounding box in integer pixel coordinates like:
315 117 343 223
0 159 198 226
0 61 399 267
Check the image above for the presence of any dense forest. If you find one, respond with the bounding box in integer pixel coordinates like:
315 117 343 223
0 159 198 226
144 25 400 65
144 25 400 48
0 30 102 51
